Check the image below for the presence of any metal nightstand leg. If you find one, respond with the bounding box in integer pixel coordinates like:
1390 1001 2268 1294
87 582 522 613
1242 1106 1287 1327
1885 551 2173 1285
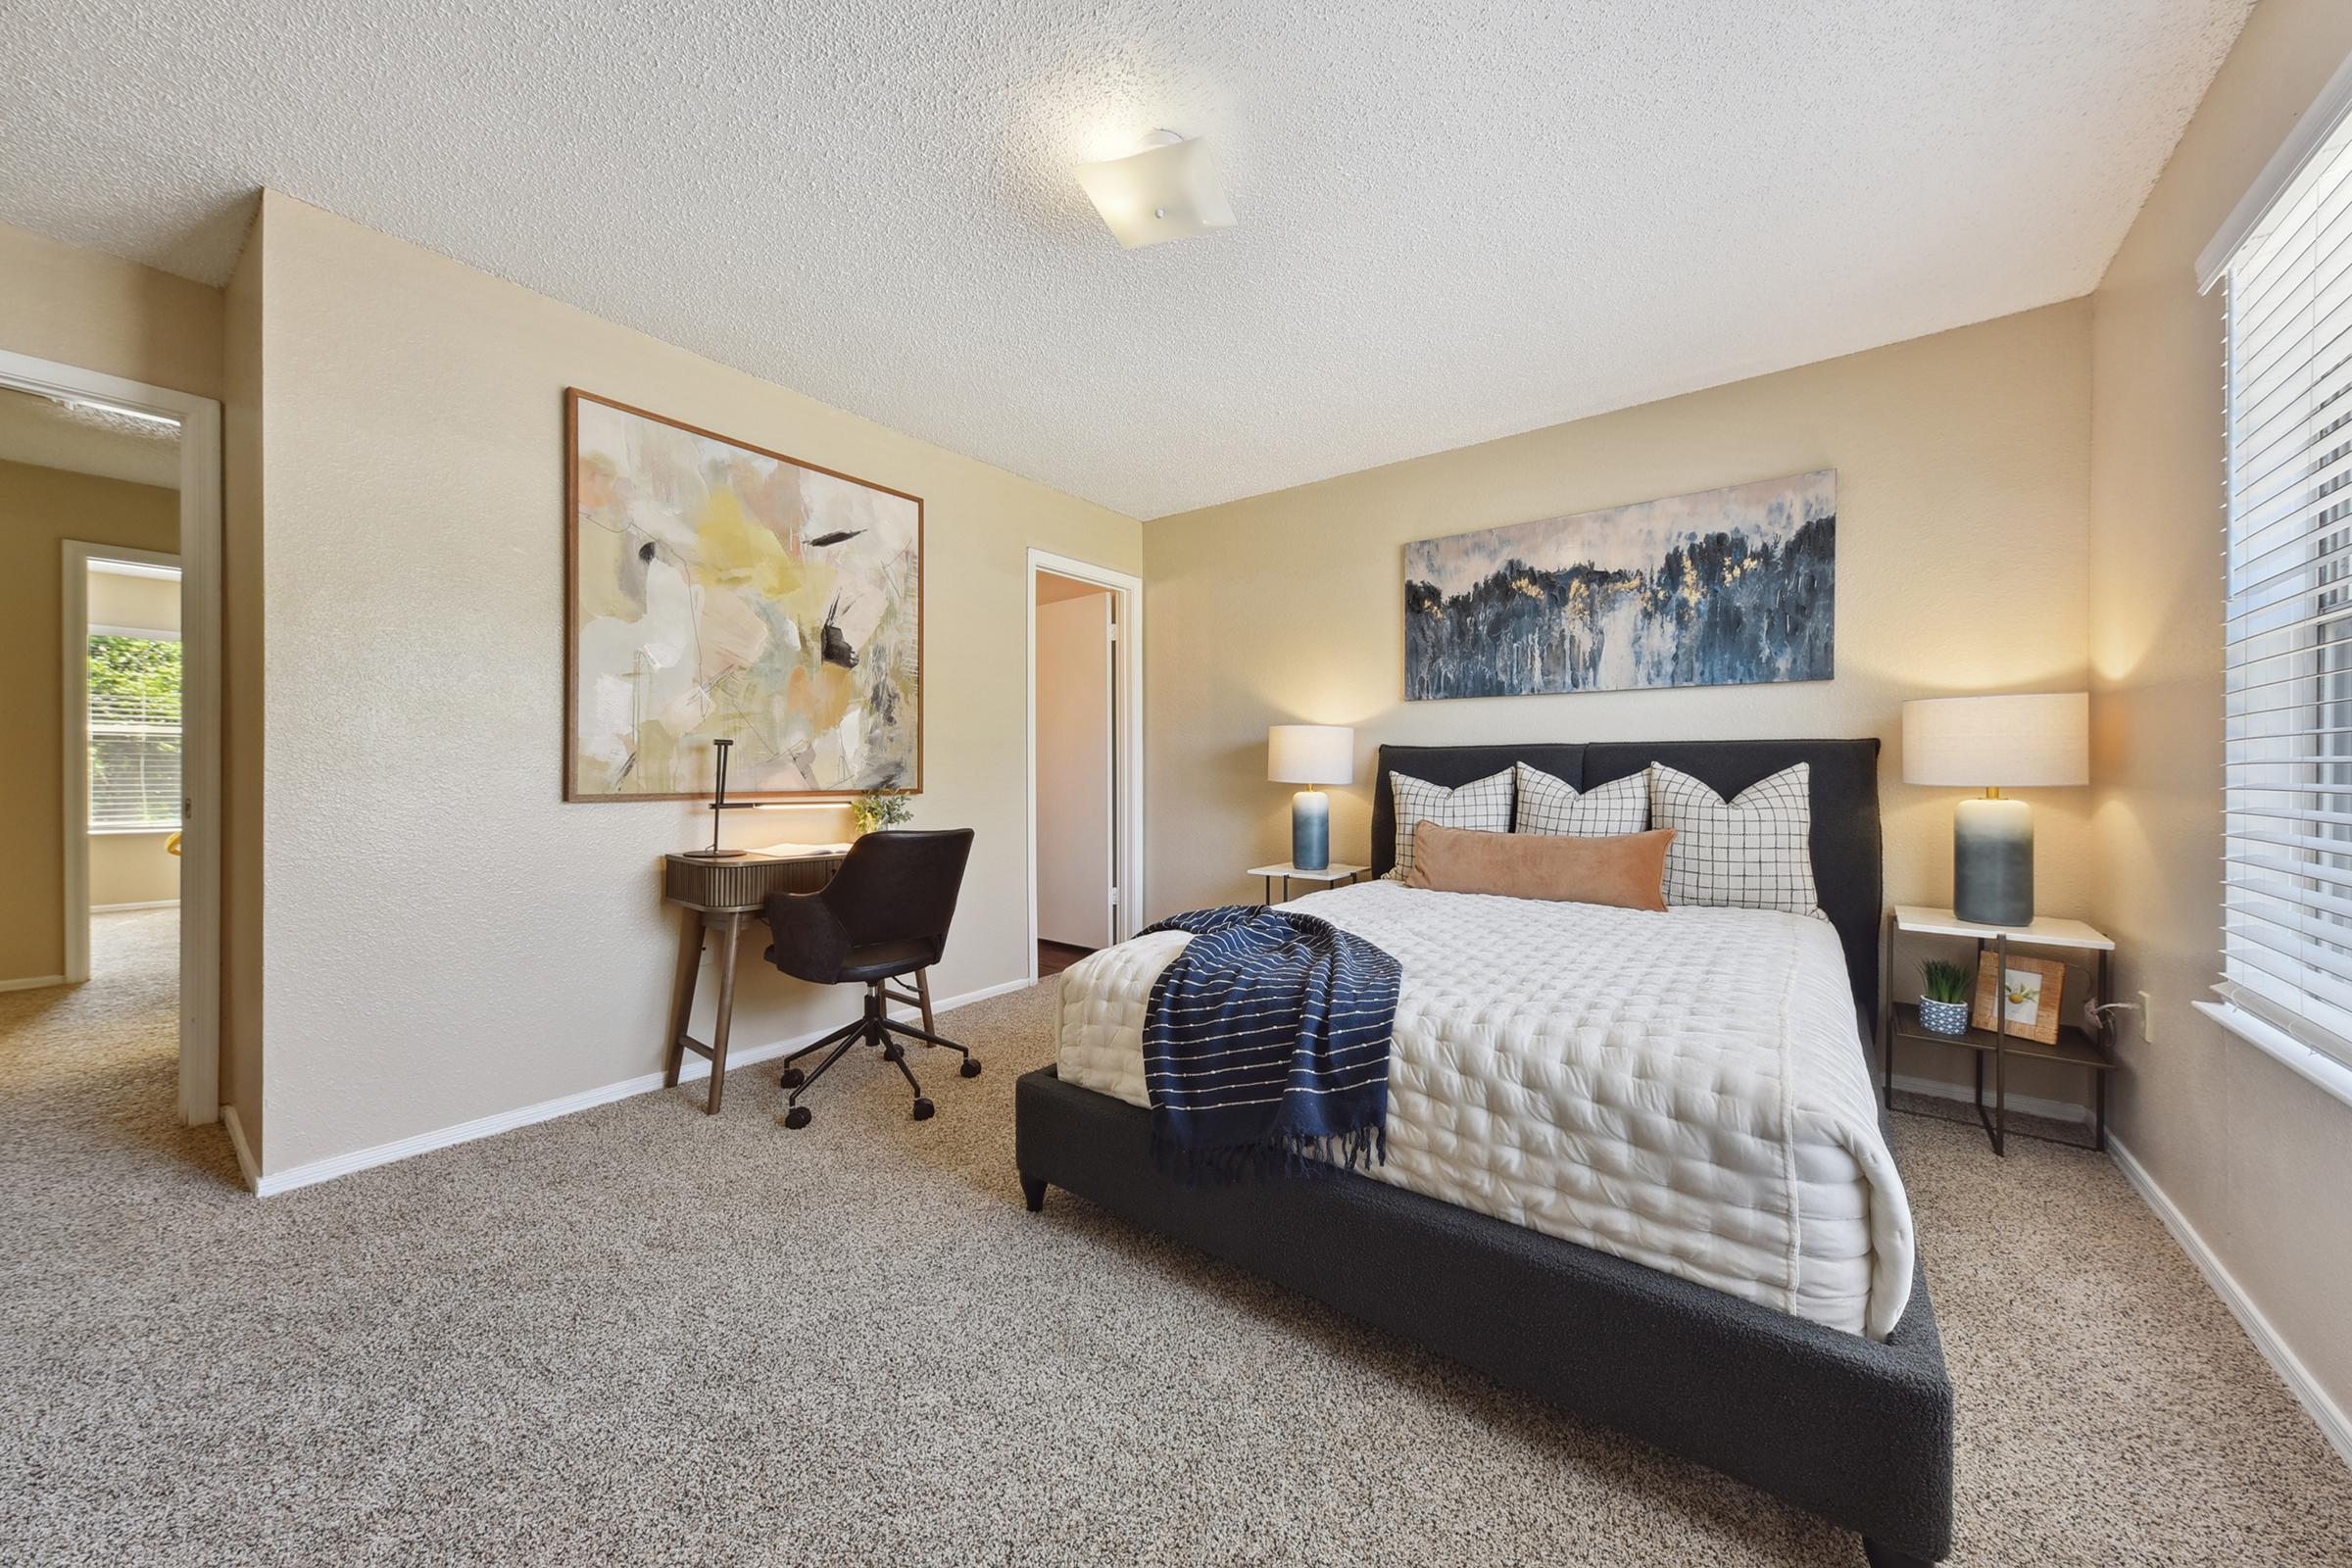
1991 933 2009 1157
2094 947 2112 1152
1880 910 1895 1110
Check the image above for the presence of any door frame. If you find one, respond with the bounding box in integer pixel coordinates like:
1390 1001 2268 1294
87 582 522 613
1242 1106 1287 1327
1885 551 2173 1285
3 348 223 1129
1026 549 1144 980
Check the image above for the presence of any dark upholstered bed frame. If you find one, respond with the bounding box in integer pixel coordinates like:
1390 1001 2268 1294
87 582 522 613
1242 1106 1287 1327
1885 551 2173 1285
1013 739 1953 1565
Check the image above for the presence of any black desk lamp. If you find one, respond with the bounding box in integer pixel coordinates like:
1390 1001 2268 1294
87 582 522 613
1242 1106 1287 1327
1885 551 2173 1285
683 736 751 859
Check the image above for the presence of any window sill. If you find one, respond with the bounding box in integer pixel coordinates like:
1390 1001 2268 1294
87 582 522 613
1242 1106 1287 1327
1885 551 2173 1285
2192 1001 2352 1113
89 824 180 837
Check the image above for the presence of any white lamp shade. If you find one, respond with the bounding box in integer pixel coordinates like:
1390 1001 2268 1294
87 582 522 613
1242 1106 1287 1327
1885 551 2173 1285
1268 724 1354 786
1073 134 1237 249
1901 693 2088 787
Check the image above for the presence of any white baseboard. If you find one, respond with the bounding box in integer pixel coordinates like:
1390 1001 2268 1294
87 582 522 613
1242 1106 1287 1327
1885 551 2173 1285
93 899 180 913
247 972 1040 1198
0 973 69 994
1886 1070 2089 1126
220 1102 259 1193
2108 1135 2352 1469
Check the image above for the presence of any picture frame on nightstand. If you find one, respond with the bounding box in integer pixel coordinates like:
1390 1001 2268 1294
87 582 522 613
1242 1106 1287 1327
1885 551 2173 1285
1971 953 2065 1045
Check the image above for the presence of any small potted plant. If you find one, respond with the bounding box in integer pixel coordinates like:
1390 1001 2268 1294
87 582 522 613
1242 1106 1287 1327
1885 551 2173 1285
1917 959 1973 1037
852 787 913 836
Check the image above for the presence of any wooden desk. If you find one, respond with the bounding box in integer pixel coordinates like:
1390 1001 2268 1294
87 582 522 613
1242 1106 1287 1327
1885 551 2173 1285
661 850 846 1113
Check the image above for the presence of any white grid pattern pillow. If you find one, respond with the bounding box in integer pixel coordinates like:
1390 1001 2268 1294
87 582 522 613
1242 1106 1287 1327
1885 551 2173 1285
1513 763 1649 837
1389 768 1513 879
1648 762 1823 916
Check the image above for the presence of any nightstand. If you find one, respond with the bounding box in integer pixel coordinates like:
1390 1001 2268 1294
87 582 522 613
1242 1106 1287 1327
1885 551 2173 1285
1247 861 1369 904
1879 905 2118 1156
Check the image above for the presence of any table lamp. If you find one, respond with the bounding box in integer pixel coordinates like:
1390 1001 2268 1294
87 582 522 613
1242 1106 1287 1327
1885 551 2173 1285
1901 693 2088 927
1268 724 1354 871
685 736 765 859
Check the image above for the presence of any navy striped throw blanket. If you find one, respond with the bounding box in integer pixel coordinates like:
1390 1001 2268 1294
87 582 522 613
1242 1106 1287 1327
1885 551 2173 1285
1139 905 1401 1179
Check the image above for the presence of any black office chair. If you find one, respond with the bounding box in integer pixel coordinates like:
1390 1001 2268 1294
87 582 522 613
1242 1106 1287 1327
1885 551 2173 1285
762 828 979 1128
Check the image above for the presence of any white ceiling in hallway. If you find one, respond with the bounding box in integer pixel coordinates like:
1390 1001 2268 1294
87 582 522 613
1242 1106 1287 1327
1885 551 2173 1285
0 1 2250 518
0 386 180 489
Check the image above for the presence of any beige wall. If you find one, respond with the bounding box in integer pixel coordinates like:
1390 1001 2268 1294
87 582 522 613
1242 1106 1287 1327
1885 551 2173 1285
2088 0 2352 1433
90 831 178 908
0 461 179 981
87 566 181 635
1146 302 2093 917
245 192 1141 1174
0 222 224 401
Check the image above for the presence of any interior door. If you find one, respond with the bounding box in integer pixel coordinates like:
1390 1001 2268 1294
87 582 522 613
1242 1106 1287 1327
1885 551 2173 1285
1036 589 1114 949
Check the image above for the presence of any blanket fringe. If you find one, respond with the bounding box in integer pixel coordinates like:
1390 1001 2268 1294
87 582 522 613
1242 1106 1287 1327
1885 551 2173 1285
1151 1122 1388 1185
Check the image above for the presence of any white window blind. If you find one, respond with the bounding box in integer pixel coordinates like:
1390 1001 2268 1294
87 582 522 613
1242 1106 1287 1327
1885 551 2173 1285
2221 93 2352 1071
87 641 182 830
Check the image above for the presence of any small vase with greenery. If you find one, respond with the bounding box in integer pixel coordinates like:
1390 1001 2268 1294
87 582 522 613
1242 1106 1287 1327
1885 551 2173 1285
851 788 913 836
1917 958 1973 1037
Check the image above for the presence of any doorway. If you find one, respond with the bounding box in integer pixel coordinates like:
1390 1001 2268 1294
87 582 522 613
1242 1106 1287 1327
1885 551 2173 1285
1026 550 1143 982
0 349 222 1130
74 548 187 957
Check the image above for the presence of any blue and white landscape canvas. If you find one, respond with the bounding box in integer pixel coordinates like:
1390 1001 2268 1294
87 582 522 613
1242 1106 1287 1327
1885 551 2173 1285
1403 470 1836 701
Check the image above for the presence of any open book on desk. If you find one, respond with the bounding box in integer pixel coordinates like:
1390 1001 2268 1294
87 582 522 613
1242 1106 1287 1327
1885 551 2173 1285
756 841 855 859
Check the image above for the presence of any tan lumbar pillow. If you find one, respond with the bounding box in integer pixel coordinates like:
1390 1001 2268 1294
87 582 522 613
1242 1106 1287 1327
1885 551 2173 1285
1404 821 1677 911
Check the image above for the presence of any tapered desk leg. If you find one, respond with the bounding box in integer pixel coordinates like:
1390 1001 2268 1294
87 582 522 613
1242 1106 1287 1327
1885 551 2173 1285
706 912 744 1115
914 967 937 1034
663 909 704 1089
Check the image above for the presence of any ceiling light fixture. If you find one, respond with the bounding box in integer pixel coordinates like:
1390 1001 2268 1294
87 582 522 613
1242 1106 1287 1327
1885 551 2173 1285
1074 129 1236 250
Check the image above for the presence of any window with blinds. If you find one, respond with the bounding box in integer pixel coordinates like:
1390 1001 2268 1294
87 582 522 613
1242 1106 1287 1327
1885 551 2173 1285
2221 99 2352 1070
87 634 182 830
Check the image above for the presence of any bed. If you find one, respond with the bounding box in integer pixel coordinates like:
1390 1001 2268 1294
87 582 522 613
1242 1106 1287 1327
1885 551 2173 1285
1013 739 1954 1566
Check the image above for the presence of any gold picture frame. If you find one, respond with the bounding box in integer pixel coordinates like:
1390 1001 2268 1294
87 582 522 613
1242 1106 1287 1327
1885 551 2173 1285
563 389 924 803
1972 954 2065 1045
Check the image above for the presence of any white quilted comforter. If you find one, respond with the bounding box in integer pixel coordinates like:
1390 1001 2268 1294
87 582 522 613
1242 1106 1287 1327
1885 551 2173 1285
1055 880 1915 1339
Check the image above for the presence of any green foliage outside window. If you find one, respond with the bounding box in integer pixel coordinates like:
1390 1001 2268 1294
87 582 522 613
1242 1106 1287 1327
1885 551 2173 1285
89 633 181 701
89 634 182 827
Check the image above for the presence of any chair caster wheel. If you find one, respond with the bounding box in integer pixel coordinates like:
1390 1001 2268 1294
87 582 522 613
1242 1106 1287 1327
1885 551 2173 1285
911 1098 935 1121
784 1105 812 1129
882 1044 905 1062
959 1059 982 1078
779 1068 806 1090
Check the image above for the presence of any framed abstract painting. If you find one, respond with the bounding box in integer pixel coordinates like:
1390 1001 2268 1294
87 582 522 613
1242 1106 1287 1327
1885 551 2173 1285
1403 470 1836 700
564 390 922 801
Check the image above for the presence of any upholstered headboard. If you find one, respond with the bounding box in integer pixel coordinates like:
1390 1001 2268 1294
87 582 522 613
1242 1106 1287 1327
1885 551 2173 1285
1369 738 1884 1006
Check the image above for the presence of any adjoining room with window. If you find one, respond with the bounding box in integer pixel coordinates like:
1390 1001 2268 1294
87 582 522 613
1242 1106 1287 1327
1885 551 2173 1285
0 384 184 1001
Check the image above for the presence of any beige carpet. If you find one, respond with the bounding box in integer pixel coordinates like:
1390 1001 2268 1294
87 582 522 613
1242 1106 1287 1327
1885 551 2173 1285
3 911 2349 1565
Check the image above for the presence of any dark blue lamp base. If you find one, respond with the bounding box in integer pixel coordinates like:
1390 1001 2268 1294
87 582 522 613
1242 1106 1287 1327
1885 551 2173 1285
1952 795 2033 927
1292 789 1331 870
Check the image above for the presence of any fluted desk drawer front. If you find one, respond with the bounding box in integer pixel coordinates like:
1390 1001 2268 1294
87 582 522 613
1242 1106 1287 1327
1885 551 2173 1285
662 851 842 912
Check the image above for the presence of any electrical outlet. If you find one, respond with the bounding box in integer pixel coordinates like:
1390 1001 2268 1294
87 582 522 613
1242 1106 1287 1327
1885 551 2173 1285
2138 989 2156 1046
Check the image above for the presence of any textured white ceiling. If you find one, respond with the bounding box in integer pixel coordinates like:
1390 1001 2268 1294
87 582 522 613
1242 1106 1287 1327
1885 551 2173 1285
0 385 180 488
1 1 2249 518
